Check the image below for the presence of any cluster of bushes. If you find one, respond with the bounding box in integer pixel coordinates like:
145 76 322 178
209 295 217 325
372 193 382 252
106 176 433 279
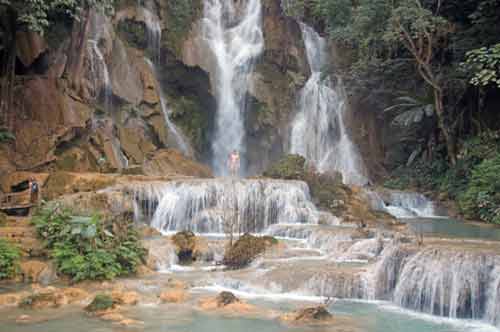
32 205 147 281
0 239 21 279
385 132 500 224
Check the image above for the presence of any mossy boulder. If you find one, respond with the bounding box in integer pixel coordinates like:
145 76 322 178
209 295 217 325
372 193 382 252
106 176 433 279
215 291 239 307
222 234 277 269
263 154 306 180
283 306 334 323
172 231 197 263
85 294 115 312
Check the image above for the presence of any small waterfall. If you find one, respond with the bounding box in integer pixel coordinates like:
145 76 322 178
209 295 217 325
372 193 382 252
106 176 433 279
87 13 112 107
290 23 368 186
363 189 439 219
486 266 500 327
139 7 193 157
201 0 264 176
128 178 319 234
392 248 499 320
386 191 437 218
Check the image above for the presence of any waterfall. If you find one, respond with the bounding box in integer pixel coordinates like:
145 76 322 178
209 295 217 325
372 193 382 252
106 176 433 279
140 6 194 157
363 188 439 219
392 248 499 320
201 0 264 176
290 23 368 186
385 191 437 218
128 178 319 234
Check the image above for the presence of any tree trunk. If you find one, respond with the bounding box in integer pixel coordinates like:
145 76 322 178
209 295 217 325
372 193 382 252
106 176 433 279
434 88 457 165
64 7 92 95
0 6 17 131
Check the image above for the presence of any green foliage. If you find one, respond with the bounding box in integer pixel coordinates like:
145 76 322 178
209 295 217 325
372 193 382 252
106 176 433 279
459 155 500 224
0 239 21 279
384 95 435 127
32 205 146 281
462 43 500 88
85 293 115 312
2 0 114 34
163 0 201 56
0 129 15 143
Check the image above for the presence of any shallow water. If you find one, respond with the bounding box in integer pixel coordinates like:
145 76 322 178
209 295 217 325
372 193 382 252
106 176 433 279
0 297 495 332
405 218 500 241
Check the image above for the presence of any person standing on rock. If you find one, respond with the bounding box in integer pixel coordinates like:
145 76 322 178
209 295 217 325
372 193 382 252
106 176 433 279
28 177 39 204
228 150 240 177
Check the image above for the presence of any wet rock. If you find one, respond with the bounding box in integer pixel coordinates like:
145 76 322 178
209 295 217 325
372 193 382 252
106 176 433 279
142 149 213 178
19 288 66 309
115 318 144 326
215 291 239 306
0 292 29 307
111 290 139 306
198 292 256 313
43 172 117 201
19 260 57 285
85 294 116 313
172 231 197 263
15 314 32 324
223 234 278 269
159 289 189 303
281 306 333 324
61 287 89 304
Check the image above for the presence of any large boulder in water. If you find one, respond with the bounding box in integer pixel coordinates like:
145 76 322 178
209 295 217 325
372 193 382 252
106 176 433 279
223 234 278 269
172 231 197 263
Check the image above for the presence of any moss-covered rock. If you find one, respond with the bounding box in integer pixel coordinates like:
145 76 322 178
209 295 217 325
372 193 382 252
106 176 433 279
172 231 197 263
85 294 115 312
19 291 64 309
263 154 306 180
222 234 277 269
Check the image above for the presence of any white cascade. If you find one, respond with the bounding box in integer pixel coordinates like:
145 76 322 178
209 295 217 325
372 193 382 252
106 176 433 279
363 188 438 219
385 191 437 218
392 247 500 320
201 0 264 176
290 23 368 186
128 178 319 234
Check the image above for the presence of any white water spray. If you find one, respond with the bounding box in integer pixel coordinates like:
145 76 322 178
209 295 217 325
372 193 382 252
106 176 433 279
128 178 319 234
201 0 264 176
290 24 368 186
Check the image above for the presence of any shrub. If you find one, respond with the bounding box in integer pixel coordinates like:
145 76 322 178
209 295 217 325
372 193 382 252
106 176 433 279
459 155 500 224
0 239 21 279
32 205 147 281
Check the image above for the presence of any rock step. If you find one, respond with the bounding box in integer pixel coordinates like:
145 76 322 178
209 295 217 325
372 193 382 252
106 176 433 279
3 216 32 227
0 226 37 238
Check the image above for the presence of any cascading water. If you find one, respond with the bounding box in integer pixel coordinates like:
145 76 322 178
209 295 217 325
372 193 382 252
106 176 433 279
128 178 319 234
201 0 264 176
290 23 368 186
363 189 439 219
87 13 112 108
140 6 194 157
